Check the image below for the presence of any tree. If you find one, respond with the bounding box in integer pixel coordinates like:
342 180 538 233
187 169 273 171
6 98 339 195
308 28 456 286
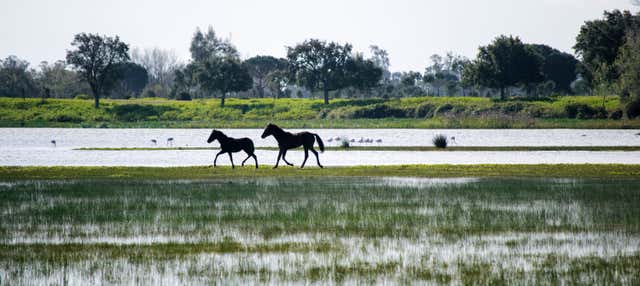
344 54 383 91
423 53 469 96
196 57 252 107
243 56 287 98
465 35 543 99
616 27 640 117
287 39 353 104
617 28 640 98
66 33 129 108
574 10 640 88
369 45 391 82
400 71 422 86
37 60 89 98
131 47 180 85
189 26 238 63
0 55 37 98
131 47 181 97
172 63 199 99
112 62 149 98
528 44 579 94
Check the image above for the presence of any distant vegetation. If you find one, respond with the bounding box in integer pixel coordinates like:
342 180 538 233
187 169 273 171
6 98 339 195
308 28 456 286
0 9 639 122
1 96 637 128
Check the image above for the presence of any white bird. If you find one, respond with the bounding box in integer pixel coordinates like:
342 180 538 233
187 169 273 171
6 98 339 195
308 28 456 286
327 138 333 142
350 139 355 143
51 140 56 147
151 139 157 145
167 138 174 146
358 137 364 143
450 136 457 144
334 137 341 141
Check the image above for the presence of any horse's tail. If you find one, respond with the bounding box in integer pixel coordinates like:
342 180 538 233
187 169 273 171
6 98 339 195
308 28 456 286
313 133 325 153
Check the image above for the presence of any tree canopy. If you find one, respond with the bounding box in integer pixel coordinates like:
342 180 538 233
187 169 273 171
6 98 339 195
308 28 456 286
574 10 640 87
286 39 353 104
528 44 579 94
464 35 543 99
0 55 37 98
66 33 129 108
243 55 287 98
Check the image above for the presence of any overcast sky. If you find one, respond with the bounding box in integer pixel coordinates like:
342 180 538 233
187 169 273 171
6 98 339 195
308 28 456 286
1 0 638 72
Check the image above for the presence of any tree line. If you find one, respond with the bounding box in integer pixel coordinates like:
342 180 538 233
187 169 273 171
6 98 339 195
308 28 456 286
0 9 639 116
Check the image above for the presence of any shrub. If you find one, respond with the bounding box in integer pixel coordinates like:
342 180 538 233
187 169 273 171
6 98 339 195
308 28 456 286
352 104 407 118
110 104 175 121
414 103 436 118
609 109 623 120
565 103 607 119
54 113 82 123
177 92 192 101
432 134 448 148
626 99 640 119
501 102 524 114
434 104 454 115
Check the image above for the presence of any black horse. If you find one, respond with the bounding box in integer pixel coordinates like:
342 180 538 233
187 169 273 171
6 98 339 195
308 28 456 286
207 130 258 168
261 123 324 169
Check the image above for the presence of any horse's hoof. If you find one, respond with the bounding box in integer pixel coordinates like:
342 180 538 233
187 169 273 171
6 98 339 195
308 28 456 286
272 166 278 169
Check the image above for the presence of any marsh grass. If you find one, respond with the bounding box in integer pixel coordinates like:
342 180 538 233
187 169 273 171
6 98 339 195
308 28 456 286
432 134 448 148
1 177 639 284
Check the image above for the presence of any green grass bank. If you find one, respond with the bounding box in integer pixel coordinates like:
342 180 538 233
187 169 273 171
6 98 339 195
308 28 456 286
1 96 639 128
2 164 640 180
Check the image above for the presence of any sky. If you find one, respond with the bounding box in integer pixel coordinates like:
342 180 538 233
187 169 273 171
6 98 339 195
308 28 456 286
1 0 639 72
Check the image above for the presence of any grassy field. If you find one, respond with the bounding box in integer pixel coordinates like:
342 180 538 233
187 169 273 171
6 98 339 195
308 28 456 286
2 96 639 128
1 176 639 284
2 164 640 180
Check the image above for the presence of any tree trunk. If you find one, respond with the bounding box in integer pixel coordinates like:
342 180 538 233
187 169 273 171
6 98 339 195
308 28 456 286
90 84 100 108
323 87 329 105
221 93 226 107
500 87 505 100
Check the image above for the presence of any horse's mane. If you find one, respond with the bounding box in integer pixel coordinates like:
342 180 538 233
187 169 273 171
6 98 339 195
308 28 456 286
212 130 229 140
267 124 286 135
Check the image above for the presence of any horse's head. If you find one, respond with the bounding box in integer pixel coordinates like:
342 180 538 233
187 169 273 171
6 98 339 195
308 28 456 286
261 123 276 139
207 129 221 143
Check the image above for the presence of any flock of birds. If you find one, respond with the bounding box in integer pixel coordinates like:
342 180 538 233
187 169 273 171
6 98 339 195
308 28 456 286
151 138 174 146
327 137 383 144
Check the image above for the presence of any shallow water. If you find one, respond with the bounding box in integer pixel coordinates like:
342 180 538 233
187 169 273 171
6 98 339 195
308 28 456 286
1 128 639 166
2 177 639 284
2 128 640 148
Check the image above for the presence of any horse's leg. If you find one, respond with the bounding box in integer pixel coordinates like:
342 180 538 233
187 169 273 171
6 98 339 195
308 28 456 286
213 150 225 167
300 147 309 169
252 154 258 169
242 154 251 166
273 150 283 169
310 147 323 168
282 150 294 166
228 152 235 169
